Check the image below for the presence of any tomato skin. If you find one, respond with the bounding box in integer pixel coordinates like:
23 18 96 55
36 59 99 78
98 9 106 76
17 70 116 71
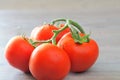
57 32 99 72
30 24 70 43
29 43 71 80
5 36 34 72
30 27 40 40
30 24 58 41
56 24 70 42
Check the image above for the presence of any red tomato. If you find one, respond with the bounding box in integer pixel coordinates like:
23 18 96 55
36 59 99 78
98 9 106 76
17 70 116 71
29 43 71 80
56 24 70 42
5 36 34 72
30 27 40 40
57 32 99 72
30 24 70 43
30 24 58 41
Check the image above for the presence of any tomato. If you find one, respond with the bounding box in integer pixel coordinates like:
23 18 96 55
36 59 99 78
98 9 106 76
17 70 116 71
5 36 34 72
30 24 58 41
29 43 71 80
30 27 40 40
56 24 70 42
30 24 70 43
57 32 99 72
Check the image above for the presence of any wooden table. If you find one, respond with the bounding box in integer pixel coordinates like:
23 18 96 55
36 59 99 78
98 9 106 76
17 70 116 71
0 0 120 80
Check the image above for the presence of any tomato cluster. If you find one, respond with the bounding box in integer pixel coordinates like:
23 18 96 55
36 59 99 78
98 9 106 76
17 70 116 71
5 19 99 80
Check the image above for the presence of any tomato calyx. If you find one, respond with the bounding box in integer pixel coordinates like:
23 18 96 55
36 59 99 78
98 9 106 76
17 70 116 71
69 26 90 44
67 19 90 44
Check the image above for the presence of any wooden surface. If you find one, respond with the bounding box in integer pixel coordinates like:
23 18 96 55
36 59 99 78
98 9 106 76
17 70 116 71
0 0 120 80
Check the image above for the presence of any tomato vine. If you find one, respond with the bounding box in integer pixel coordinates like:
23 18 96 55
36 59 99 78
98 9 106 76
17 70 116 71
30 18 90 46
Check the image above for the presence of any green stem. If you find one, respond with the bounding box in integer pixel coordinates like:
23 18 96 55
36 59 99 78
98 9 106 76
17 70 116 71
51 18 66 25
51 23 68 45
67 20 82 43
51 19 89 44
67 19 89 44
68 19 85 34
51 19 85 34
32 18 90 47
30 23 68 46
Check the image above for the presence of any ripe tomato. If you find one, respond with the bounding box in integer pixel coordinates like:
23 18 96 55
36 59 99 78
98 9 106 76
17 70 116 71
30 27 40 40
30 24 70 43
30 24 58 41
57 32 99 72
29 43 71 80
5 36 34 72
56 24 70 42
